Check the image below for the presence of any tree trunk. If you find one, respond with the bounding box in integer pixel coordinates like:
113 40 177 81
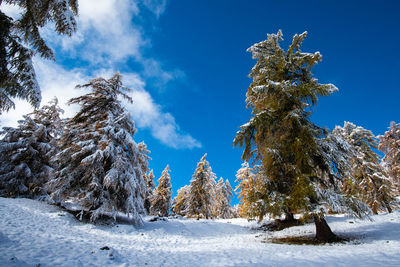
386 204 392 213
313 214 339 243
284 212 295 222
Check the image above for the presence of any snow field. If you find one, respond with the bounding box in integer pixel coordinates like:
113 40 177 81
0 197 399 266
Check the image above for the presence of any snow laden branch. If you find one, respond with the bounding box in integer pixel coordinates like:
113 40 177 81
46 73 149 225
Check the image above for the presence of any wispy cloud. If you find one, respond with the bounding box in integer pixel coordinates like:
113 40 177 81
0 0 200 149
142 0 168 18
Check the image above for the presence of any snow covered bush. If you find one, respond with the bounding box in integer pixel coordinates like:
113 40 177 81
0 98 64 197
46 73 148 225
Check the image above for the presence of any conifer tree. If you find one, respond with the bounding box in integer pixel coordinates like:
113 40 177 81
214 178 233 218
378 122 400 195
187 154 216 219
235 163 268 220
137 141 152 214
235 162 254 217
172 185 190 216
143 169 155 214
333 122 394 214
46 73 147 225
150 165 172 217
234 30 370 242
0 0 78 113
0 98 64 197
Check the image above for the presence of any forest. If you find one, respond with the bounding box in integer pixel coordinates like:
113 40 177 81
0 1 399 266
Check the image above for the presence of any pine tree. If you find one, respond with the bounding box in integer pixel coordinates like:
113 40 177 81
46 73 147 225
0 98 64 197
333 122 394 214
187 154 216 219
143 169 155 214
235 162 253 217
0 0 78 113
137 141 152 214
234 30 370 242
214 178 233 218
150 165 172 217
235 162 268 220
378 122 400 195
172 185 190 216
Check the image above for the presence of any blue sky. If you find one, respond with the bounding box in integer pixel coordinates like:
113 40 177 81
1 0 399 203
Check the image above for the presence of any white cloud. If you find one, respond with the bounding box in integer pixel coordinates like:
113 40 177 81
142 0 168 18
0 0 200 149
42 0 142 64
141 58 186 88
125 83 201 149
0 59 200 149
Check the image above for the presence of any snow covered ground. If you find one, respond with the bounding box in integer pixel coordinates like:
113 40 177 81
0 197 399 266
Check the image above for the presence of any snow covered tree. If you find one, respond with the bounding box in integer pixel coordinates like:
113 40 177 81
46 73 147 225
0 0 78 113
187 154 216 219
150 165 172 217
234 30 370 242
143 169 155 214
378 122 400 195
0 98 64 197
172 185 190 216
137 141 152 214
333 122 394 214
235 162 254 217
213 178 233 218
235 162 268 220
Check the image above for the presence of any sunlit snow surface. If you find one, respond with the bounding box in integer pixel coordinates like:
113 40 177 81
0 197 399 266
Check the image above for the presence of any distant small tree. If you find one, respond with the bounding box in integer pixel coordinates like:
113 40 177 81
151 165 172 217
187 154 216 219
0 0 78 113
0 98 64 197
137 141 152 214
378 122 400 195
333 122 394 214
46 73 148 225
235 162 268 220
214 178 233 218
143 169 155 214
172 185 190 216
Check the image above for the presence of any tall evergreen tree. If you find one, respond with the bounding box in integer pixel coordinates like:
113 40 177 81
234 30 370 242
187 154 216 219
46 73 147 225
0 0 78 113
333 122 394 214
0 98 64 197
378 122 400 195
151 165 172 217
